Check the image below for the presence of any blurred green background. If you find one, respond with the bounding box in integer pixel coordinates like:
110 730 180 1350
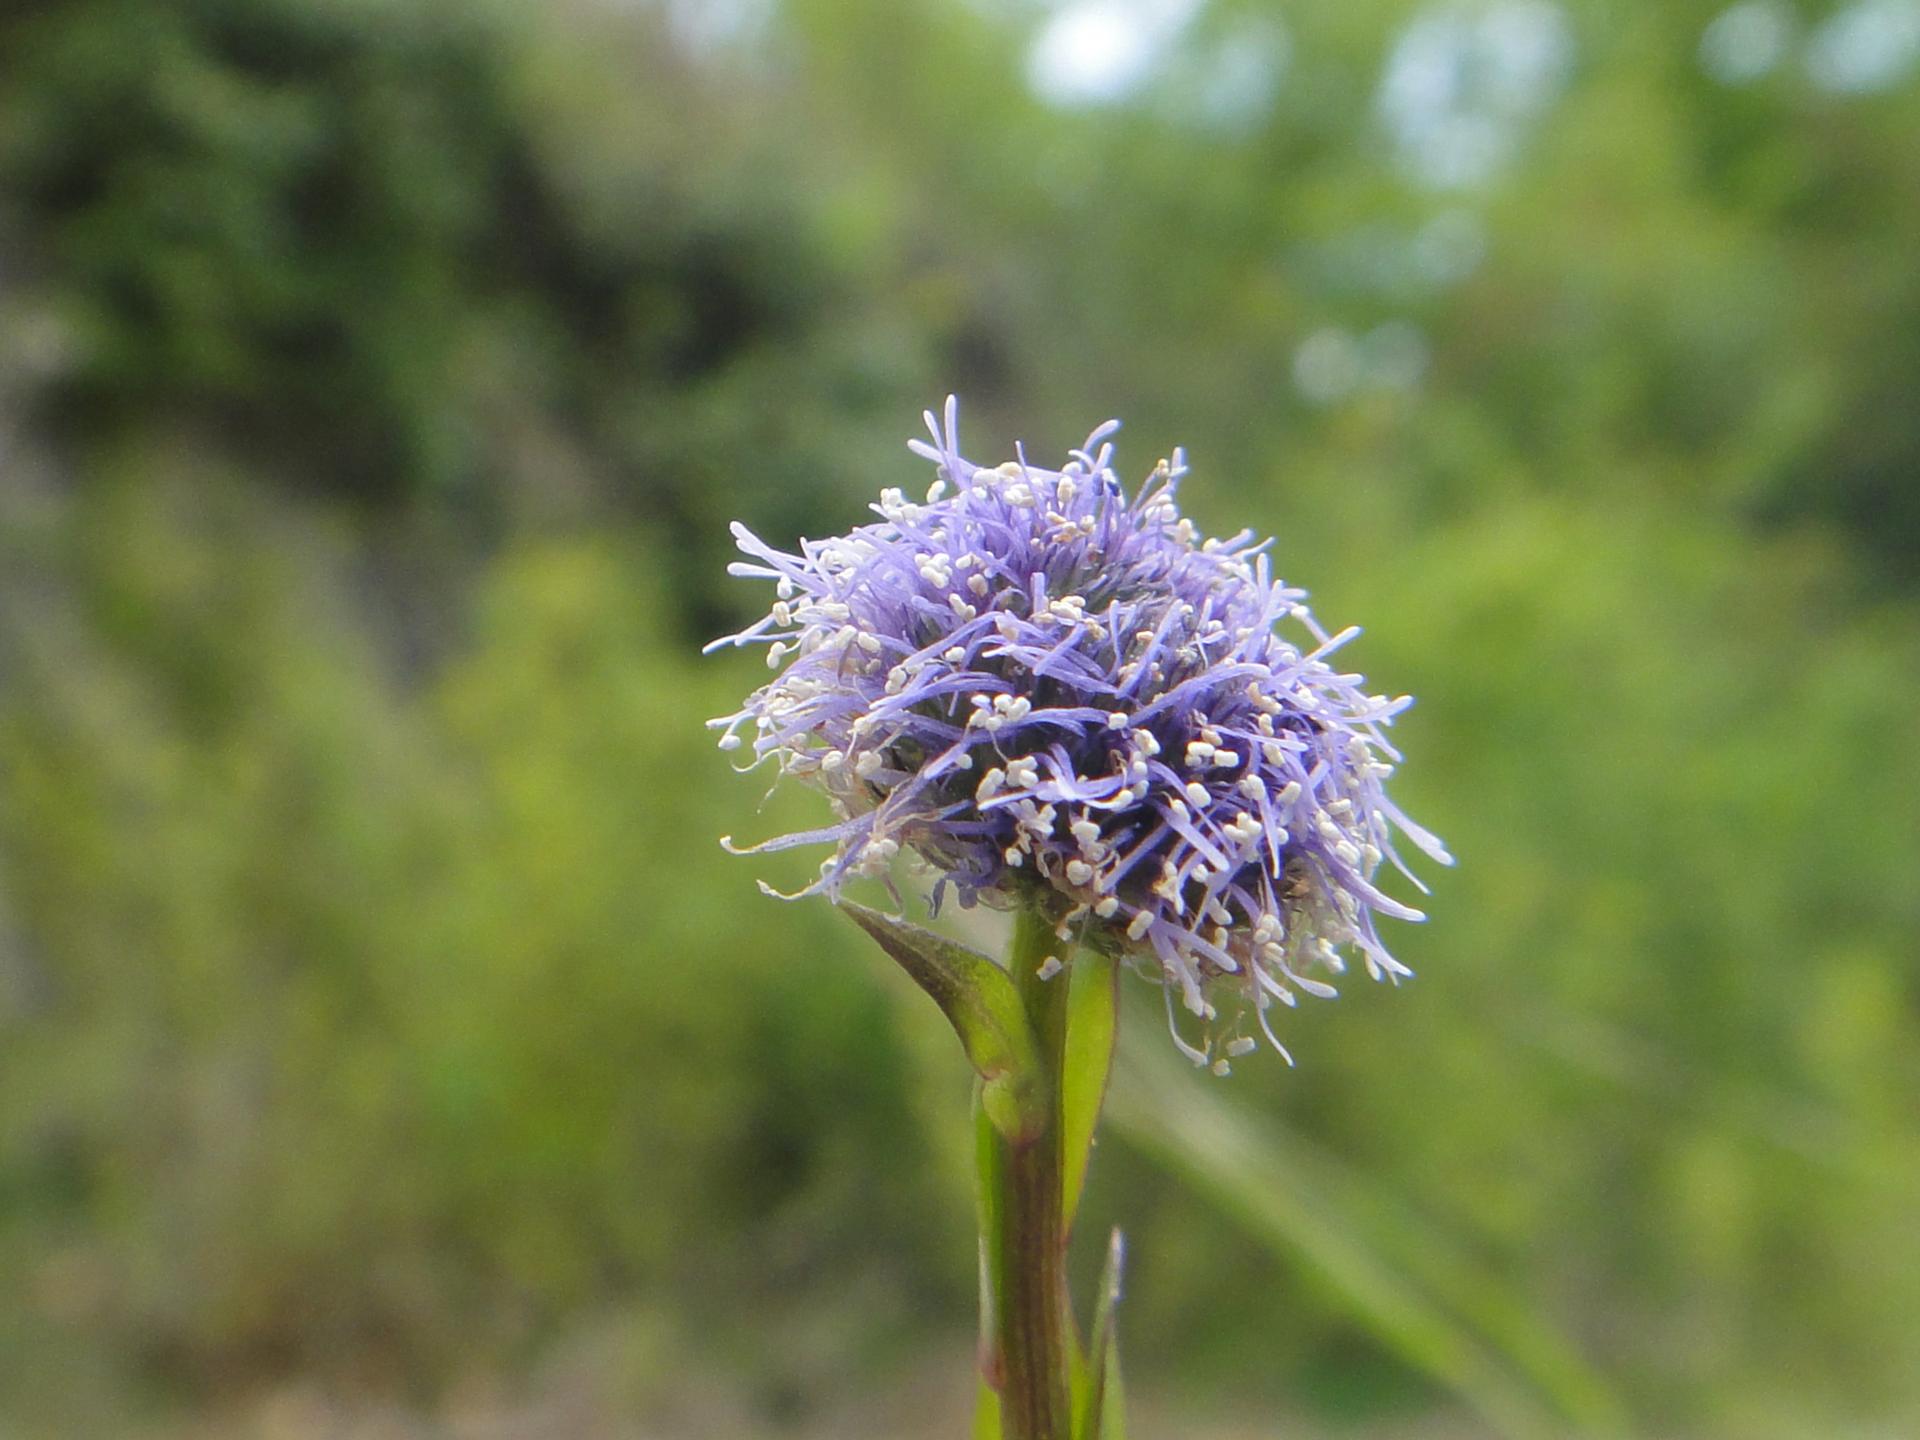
1 0 1917 1435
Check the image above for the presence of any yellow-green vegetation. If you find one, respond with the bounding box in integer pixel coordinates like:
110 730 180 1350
1 0 1917 1435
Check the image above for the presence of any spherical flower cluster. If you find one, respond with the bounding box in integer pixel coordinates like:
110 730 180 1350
709 399 1449 1067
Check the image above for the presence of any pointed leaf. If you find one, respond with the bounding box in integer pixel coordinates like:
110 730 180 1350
973 1375 1003 1440
1077 1228 1128 1440
1097 1348 1126 1440
974 1088 1005 1391
841 901 1047 1144
1060 951 1119 1234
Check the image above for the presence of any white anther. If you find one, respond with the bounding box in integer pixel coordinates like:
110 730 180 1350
1184 782 1209 806
1036 955 1064 981
1126 910 1154 941
1065 859 1094 886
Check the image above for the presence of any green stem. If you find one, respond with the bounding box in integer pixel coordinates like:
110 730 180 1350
992 905 1075 1440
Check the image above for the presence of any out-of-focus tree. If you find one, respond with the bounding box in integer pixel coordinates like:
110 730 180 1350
3 0 1919 1434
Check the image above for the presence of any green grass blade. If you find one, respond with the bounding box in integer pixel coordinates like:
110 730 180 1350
1105 1049 1630 1439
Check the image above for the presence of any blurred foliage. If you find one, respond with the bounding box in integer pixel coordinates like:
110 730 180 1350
0 469 966 1426
1 0 1918 1436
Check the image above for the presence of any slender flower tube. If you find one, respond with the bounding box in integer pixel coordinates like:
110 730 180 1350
709 397 1449 1070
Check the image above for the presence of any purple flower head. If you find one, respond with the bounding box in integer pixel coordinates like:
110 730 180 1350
708 398 1450 1068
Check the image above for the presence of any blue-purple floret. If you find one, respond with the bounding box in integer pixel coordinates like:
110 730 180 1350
709 398 1449 1067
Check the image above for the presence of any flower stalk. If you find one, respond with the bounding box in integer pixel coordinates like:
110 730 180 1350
714 397 1447 1438
987 905 1077 1440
